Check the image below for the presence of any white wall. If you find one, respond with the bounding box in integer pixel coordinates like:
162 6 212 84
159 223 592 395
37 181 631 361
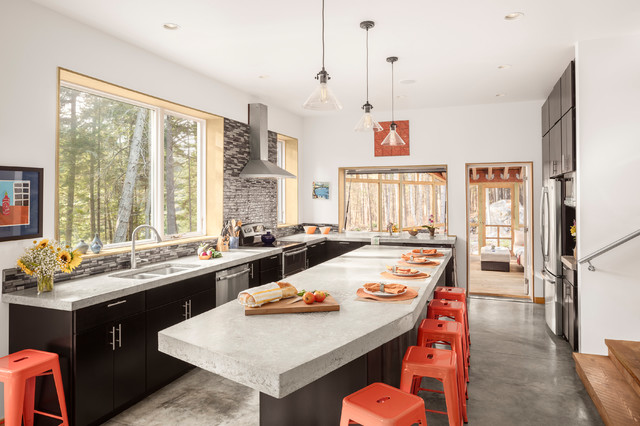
300 101 543 294
576 34 640 354
0 0 303 416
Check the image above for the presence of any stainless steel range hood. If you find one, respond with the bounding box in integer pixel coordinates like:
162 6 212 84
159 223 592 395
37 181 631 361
239 103 295 179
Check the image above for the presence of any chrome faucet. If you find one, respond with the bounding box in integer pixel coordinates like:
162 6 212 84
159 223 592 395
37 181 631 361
131 224 162 269
387 222 394 236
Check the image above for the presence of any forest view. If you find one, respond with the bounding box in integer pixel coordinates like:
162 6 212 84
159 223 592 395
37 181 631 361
58 86 200 246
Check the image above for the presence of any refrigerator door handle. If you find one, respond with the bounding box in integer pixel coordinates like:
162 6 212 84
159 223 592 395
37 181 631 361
540 188 549 261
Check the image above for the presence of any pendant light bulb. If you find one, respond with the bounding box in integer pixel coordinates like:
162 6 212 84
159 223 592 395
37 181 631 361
354 20 383 132
381 56 406 146
303 0 342 111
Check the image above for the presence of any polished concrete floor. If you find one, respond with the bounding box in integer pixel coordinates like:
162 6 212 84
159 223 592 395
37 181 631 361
103 297 602 425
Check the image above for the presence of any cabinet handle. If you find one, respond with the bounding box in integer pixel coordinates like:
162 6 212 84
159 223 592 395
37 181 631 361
269 256 278 260
305 259 309 269
250 263 254 279
339 242 350 245
116 324 122 348
552 161 557 173
183 301 189 320
109 326 116 351
188 300 192 319
107 300 127 308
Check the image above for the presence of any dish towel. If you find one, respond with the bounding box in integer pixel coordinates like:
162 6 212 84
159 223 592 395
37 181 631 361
237 283 282 307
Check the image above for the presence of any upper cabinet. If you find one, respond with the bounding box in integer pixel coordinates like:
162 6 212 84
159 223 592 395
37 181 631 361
542 60 576 179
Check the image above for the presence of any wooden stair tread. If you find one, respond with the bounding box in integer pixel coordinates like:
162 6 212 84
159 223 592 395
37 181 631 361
606 340 640 383
574 353 640 425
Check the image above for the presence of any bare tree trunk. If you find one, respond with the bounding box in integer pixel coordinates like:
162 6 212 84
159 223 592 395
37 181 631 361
165 118 178 234
63 92 79 245
114 109 147 242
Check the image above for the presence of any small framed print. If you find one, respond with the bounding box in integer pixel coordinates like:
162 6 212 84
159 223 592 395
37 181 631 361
0 166 43 242
312 181 330 200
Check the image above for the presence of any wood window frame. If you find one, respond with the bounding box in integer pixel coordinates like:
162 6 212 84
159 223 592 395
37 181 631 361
277 134 298 227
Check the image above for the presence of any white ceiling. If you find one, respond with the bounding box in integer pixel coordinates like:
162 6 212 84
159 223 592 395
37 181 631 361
33 0 640 117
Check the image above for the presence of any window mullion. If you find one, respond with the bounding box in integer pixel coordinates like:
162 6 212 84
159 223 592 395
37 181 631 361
152 107 165 239
197 119 206 234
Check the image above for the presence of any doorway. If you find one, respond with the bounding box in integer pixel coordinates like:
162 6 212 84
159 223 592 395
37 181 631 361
466 163 534 300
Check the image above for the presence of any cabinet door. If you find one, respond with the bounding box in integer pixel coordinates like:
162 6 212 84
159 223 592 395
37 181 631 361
561 62 575 116
549 80 562 126
190 288 216 317
249 260 260 287
75 324 114 426
542 134 550 181
113 312 146 409
561 109 575 174
541 98 550 136
562 280 570 341
549 124 562 178
307 241 327 268
146 301 188 391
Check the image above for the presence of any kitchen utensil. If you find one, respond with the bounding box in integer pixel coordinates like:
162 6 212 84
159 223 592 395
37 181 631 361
286 296 303 304
245 294 339 315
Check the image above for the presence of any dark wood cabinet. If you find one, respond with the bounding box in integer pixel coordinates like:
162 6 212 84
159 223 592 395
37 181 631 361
249 260 261 287
326 241 364 260
549 80 562 127
561 62 575 116
562 265 578 351
541 98 550 136
542 133 551 181
75 309 145 425
307 241 327 268
260 254 282 284
561 109 575 174
549 124 562 178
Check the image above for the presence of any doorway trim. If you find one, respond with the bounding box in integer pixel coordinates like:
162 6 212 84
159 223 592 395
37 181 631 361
465 162 535 302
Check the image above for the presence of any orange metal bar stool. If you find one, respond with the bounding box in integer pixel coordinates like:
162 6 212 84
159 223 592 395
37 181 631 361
418 318 469 414
0 349 69 426
434 287 470 347
400 346 464 426
427 299 469 368
340 382 428 425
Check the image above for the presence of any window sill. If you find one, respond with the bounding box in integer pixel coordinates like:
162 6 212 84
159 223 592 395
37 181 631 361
79 235 216 260
277 223 299 228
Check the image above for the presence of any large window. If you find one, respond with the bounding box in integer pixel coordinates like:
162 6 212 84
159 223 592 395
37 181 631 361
342 167 447 233
277 139 286 224
58 81 205 247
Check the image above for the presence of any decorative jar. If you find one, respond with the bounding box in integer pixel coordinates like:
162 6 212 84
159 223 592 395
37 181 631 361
261 231 276 246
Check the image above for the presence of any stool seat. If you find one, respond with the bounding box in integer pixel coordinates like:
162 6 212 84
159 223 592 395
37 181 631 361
434 287 471 347
0 349 69 426
340 382 427 425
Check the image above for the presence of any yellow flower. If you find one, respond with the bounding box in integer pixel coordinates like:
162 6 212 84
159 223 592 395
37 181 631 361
58 250 71 264
36 239 49 249
17 259 33 276
60 250 82 273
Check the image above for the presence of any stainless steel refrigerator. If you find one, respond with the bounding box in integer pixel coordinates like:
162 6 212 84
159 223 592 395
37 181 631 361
540 179 563 335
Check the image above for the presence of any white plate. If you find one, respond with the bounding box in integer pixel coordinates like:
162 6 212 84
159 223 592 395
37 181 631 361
404 259 432 265
363 287 407 297
388 269 421 277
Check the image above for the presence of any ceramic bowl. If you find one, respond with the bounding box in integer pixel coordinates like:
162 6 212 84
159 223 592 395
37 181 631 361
408 230 419 237
320 226 331 234
304 226 317 234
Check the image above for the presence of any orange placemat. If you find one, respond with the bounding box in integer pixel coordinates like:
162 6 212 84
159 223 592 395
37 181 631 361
380 271 430 280
403 252 445 258
397 260 440 268
356 286 419 303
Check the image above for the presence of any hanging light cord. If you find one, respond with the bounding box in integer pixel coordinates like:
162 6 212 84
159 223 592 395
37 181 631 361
391 60 395 123
321 0 325 70
366 28 369 102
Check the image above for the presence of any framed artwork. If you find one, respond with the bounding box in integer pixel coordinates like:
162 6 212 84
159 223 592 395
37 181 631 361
374 120 410 157
312 181 330 200
0 166 43 242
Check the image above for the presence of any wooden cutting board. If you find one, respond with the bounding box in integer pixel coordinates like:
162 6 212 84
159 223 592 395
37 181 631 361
244 295 340 316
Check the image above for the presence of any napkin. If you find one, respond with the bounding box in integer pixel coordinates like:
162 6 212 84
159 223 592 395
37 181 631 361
385 265 418 275
363 282 407 294
237 283 282 307
412 248 437 255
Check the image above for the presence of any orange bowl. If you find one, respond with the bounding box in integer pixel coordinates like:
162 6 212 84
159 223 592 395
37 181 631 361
321 226 331 234
304 226 317 234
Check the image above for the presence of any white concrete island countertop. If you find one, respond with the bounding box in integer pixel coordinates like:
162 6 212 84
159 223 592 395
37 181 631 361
158 245 452 399
279 231 456 245
1 247 281 311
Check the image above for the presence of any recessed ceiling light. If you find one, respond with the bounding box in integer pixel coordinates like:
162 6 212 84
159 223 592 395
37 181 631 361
497 64 512 69
163 23 179 30
400 79 416 85
496 93 506 97
258 75 270 79
504 12 524 20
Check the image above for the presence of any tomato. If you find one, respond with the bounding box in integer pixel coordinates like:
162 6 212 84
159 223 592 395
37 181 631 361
302 291 315 305
314 291 327 303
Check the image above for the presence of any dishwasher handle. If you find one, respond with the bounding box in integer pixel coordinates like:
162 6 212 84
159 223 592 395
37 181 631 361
216 268 251 281
284 247 308 257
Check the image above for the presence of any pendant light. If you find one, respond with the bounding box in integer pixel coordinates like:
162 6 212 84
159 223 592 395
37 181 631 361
354 21 383 132
303 0 342 111
381 56 406 146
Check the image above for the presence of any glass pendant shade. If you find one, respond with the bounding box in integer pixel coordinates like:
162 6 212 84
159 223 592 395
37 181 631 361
303 79 343 111
381 123 406 146
354 104 383 132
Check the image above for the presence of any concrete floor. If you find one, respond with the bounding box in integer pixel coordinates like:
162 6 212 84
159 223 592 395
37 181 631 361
103 297 602 425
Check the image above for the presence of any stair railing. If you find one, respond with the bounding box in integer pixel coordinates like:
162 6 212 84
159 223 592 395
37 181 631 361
578 228 640 271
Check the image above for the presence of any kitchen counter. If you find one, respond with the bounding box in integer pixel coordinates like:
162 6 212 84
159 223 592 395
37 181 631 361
279 231 456 245
158 245 451 400
2 247 281 311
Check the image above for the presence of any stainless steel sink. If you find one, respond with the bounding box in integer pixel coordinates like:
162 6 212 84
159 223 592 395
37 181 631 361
110 263 197 279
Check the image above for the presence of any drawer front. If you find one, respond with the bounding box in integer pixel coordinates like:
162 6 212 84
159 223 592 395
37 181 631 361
75 292 145 333
260 254 281 272
146 273 214 310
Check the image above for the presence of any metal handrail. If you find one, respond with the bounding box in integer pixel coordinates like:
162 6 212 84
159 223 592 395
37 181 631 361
578 228 640 271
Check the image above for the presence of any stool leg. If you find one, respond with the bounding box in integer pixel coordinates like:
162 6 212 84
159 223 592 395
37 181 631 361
23 376 36 426
443 366 463 426
51 361 70 426
339 410 351 426
6 377 26 426
399 369 416 394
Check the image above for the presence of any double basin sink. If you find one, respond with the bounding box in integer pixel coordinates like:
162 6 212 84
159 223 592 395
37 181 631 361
110 263 197 280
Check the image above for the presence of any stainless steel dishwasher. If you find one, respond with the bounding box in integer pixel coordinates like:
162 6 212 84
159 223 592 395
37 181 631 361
216 264 251 307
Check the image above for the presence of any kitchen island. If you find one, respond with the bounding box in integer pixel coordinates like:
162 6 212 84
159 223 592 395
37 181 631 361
158 245 452 425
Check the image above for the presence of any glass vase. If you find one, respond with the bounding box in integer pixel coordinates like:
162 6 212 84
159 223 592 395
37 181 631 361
429 229 436 238
37 273 54 294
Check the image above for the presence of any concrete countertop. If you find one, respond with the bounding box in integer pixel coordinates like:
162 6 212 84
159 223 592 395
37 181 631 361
158 245 452 399
1 247 281 311
280 231 456 245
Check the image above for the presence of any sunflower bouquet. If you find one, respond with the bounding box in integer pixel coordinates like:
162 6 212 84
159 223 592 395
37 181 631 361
17 239 82 294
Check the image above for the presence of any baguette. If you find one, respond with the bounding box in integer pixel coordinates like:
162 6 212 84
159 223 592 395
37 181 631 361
237 282 298 307
276 281 297 298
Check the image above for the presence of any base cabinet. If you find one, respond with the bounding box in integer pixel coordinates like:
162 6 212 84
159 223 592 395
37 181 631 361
307 241 327 268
